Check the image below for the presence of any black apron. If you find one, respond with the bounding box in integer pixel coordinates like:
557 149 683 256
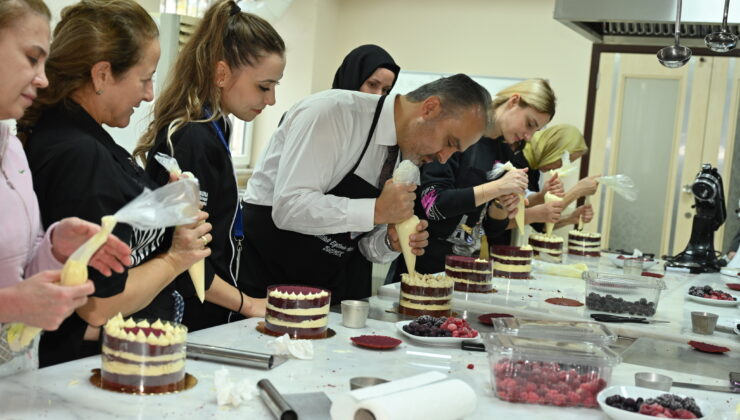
241 96 388 303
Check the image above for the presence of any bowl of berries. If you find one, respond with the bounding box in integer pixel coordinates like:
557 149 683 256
396 315 479 345
686 285 739 307
598 385 712 419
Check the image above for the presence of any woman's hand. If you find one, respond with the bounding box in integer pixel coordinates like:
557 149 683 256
241 296 266 318
492 168 529 196
164 211 212 274
387 219 429 255
499 193 526 219
577 204 594 223
572 175 600 198
50 217 132 275
544 173 565 197
528 201 564 224
5 270 94 330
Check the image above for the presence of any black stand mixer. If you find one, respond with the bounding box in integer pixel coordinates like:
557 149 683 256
664 164 727 273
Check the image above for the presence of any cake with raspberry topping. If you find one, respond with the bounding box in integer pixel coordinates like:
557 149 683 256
398 273 453 317
568 230 601 257
491 245 533 279
265 285 331 339
445 255 493 293
528 233 564 262
101 313 187 394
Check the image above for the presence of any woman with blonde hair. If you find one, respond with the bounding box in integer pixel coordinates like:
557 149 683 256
134 0 285 331
388 78 562 281
19 0 211 367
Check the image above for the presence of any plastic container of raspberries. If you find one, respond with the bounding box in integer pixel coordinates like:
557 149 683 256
583 271 666 317
484 334 620 408
491 318 617 346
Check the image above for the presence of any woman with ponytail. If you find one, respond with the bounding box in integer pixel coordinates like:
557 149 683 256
134 0 286 331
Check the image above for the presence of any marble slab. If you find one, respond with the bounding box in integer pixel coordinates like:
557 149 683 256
381 254 740 351
0 313 736 419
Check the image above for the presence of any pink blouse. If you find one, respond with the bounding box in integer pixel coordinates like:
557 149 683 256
0 124 61 289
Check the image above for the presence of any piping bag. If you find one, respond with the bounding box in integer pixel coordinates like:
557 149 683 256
489 162 526 243
7 177 202 351
155 153 206 303
577 174 638 230
392 161 421 276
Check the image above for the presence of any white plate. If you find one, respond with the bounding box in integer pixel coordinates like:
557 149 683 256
597 385 713 420
609 255 658 270
395 321 481 346
686 293 739 307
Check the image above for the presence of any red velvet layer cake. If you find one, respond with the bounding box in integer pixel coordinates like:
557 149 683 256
568 230 601 257
265 285 331 339
529 233 564 262
445 255 493 293
398 273 453 317
491 245 533 279
101 314 187 394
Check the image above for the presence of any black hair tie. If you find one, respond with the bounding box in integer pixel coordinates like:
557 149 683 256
230 2 241 16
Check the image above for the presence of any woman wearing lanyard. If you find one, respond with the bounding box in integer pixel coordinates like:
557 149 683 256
134 0 286 331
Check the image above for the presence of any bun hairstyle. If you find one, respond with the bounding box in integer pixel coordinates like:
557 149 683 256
17 0 158 143
133 0 285 164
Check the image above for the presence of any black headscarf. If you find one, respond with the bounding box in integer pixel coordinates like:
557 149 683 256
332 44 401 91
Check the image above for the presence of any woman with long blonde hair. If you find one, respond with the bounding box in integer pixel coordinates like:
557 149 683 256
134 0 285 331
388 79 561 281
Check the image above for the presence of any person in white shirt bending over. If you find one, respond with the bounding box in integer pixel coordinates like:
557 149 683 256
241 74 491 302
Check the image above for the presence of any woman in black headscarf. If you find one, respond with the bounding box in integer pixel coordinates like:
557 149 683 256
332 44 400 94
332 44 400 299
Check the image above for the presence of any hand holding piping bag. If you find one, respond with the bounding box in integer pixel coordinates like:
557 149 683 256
392 161 421 277
491 162 526 243
155 153 206 303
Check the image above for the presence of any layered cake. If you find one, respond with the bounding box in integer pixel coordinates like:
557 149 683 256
101 313 187 394
529 233 564 262
398 273 453 317
491 245 533 279
568 230 601 257
265 285 331 339
445 255 493 293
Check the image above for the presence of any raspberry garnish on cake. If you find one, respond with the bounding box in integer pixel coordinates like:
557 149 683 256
101 313 187 394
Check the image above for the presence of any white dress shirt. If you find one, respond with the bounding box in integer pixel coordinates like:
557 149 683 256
244 90 400 263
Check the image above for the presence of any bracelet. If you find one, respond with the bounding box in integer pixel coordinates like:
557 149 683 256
492 199 504 209
236 290 244 315
384 232 395 251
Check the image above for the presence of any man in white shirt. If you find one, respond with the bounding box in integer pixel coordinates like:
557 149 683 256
241 74 491 302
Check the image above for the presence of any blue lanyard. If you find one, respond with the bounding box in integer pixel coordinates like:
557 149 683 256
203 107 244 239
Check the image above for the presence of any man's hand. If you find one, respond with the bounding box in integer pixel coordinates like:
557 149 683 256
387 219 429 255
374 180 416 225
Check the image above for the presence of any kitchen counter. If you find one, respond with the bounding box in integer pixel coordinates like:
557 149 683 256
0 313 737 419
378 254 740 352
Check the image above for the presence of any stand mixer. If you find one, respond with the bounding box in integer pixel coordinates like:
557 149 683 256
664 164 727 273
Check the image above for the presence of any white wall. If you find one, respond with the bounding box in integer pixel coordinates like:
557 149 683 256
249 0 592 166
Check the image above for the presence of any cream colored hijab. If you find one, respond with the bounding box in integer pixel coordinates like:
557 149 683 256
523 124 588 169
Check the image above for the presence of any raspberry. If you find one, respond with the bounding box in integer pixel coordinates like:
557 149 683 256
525 383 538 392
467 363 474 369
674 409 697 419
525 392 541 404
446 323 458 331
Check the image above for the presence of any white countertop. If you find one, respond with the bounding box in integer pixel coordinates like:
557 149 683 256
0 313 737 419
380 255 740 352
